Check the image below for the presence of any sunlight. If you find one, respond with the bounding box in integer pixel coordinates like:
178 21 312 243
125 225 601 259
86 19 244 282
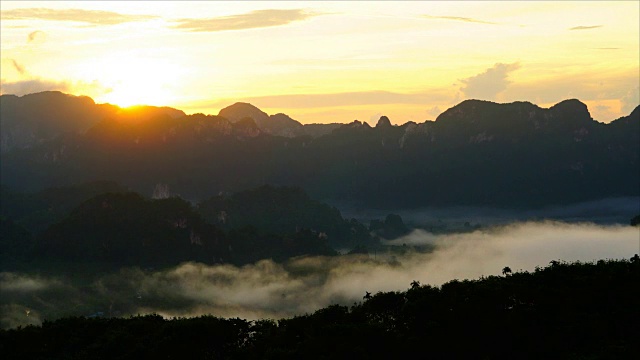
77 54 184 107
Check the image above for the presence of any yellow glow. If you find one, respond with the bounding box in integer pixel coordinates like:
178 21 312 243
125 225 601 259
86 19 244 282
1 1 638 123
78 54 184 108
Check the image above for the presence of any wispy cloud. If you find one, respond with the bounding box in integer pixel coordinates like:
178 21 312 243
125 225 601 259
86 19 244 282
569 25 602 30
173 9 319 32
9 59 26 76
208 90 452 109
0 78 70 96
459 63 520 100
1 8 157 25
0 78 110 97
621 86 639 114
423 14 496 25
27 30 45 43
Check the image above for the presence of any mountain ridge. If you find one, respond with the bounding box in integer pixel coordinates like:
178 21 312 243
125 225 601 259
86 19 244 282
1 91 638 209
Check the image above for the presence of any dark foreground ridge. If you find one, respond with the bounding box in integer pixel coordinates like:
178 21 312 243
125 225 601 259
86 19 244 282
2 258 638 359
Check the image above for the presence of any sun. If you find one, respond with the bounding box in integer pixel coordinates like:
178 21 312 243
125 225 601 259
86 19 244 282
77 54 184 108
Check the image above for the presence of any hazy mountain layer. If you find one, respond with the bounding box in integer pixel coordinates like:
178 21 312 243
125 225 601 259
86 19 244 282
1 92 638 209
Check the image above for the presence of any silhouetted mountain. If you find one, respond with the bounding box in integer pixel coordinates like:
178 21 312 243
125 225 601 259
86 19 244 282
218 102 321 137
302 122 342 137
0 91 117 153
0 92 187 154
218 102 269 124
1 93 638 209
197 185 373 249
1 181 129 235
34 193 228 267
1 185 361 269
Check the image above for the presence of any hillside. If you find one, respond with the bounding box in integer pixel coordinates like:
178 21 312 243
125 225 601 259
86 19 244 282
1 185 382 270
1 258 637 359
1 92 638 209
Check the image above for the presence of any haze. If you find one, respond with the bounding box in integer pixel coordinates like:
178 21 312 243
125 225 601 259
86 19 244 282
2 221 638 329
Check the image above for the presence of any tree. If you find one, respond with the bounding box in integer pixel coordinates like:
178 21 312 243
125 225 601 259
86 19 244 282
502 266 512 276
410 280 420 289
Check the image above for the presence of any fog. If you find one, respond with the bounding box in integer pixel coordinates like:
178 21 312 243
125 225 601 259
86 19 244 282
339 197 640 227
1 221 638 329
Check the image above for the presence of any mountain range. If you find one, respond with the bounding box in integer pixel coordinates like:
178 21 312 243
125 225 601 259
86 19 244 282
1 91 638 209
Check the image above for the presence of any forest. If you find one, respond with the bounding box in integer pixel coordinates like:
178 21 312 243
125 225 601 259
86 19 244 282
1 258 638 359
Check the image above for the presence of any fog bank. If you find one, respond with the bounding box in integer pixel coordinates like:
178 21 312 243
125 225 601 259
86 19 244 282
339 197 640 227
2 221 638 329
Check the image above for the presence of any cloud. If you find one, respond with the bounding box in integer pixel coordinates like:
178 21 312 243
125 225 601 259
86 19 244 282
1 221 637 329
426 106 442 118
27 30 45 43
423 14 496 25
569 25 602 30
9 59 26 76
459 63 520 100
0 78 110 98
593 104 615 121
209 90 452 109
0 78 70 95
173 9 319 32
620 86 639 114
1 8 157 25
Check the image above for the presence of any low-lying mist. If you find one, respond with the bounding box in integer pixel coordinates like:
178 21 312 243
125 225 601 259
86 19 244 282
2 221 638 329
340 196 640 227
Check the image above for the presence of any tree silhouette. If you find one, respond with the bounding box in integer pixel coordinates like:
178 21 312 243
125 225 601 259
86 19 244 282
363 291 372 300
410 280 420 289
502 266 512 276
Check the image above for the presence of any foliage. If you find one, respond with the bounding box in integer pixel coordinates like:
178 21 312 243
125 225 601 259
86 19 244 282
1 259 638 359
1 185 370 270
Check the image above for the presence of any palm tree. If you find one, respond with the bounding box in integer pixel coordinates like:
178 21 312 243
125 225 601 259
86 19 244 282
363 291 372 300
410 280 420 289
502 266 512 276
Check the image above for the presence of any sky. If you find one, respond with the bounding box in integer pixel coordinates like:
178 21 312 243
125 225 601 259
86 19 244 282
1 1 638 124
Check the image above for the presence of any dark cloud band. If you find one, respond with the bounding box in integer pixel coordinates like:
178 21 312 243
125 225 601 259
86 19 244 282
1 8 157 25
173 9 319 32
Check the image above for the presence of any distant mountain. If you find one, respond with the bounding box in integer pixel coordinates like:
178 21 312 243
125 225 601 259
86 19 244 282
1 185 365 269
0 92 185 153
35 192 229 267
1 92 638 209
0 91 116 153
197 185 373 249
218 102 336 137
1 181 129 235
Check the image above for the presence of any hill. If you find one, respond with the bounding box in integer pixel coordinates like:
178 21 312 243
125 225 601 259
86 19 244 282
1 92 638 209
1 185 381 270
1 258 637 359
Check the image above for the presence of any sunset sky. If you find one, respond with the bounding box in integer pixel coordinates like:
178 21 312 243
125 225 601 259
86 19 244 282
1 1 638 124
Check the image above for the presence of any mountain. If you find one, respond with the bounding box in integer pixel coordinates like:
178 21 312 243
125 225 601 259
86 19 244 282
218 102 334 137
197 185 373 249
0 91 116 153
34 192 230 267
0 92 186 153
0 92 638 209
1 181 130 235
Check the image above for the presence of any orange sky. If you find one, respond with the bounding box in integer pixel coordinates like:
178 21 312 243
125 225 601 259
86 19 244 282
1 1 638 124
